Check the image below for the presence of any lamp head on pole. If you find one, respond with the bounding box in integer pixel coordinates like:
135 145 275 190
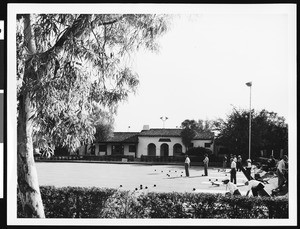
160 116 168 121
160 116 168 128
246 81 252 87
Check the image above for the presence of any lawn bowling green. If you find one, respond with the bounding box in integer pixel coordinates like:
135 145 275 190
36 162 275 196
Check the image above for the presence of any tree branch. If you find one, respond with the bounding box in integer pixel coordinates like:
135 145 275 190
26 14 90 65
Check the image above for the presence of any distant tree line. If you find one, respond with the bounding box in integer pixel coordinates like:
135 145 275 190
180 108 288 160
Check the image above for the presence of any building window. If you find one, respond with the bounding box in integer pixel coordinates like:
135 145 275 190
159 138 171 142
129 145 136 152
99 145 107 152
173 143 183 156
112 145 124 155
205 143 211 148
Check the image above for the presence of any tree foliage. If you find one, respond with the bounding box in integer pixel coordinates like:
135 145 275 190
180 119 214 152
17 14 170 153
16 13 170 218
92 106 114 142
180 128 196 152
213 108 288 158
180 119 197 151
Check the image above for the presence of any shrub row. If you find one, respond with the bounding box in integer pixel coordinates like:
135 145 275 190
17 186 288 218
35 155 84 161
35 155 135 162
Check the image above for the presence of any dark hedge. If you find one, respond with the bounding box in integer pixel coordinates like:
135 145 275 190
17 186 288 218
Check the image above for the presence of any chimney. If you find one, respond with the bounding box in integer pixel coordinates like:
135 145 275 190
142 125 150 132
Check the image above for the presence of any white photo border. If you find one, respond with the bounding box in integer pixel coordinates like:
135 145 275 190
7 3 297 226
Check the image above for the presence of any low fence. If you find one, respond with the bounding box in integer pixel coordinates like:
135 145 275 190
140 155 222 166
34 154 223 166
140 155 185 163
34 154 135 162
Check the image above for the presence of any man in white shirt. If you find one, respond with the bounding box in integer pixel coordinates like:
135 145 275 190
222 179 241 196
203 154 209 176
246 159 252 179
230 156 237 184
245 179 269 197
184 154 190 177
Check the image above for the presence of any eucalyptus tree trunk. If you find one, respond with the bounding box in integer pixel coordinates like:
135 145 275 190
17 14 45 218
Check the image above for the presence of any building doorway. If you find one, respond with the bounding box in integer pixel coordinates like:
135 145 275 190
160 143 169 157
148 143 156 156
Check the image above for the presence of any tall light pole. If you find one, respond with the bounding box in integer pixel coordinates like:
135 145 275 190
246 81 252 160
160 116 168 129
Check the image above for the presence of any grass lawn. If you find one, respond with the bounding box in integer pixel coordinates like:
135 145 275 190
36 162 278 196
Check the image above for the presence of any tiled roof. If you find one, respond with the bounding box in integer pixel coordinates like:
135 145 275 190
101 132 139 143
138 128 182 137
139 128 214 140
97 129 214 143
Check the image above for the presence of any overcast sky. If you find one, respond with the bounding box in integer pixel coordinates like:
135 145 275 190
7 4 297 226
114 7 295 132
7 4 296 134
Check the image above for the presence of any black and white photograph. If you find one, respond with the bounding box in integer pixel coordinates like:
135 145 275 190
5 3 297 226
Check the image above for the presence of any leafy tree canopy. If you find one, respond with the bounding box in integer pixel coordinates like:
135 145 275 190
17 14 170 153
180 119 214 151
213 108 288 158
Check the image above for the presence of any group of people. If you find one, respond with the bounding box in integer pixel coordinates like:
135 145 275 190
184 154 209 177
226 154 252 184
222 154 267 197
184 152 289 197
222 178 269 197
184 153 247 180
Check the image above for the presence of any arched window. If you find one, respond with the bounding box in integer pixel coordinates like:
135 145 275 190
148 143 156 156
173 143 183 156
160 143 169 157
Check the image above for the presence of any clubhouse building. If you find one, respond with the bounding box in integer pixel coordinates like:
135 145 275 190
76 125 215 158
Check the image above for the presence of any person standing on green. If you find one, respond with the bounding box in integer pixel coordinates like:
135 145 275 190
203 154 209 176
246 159 252 179
222 155 227 172
230 156 237 184
277 155 288 190
184 154 191 177
237 155 243 172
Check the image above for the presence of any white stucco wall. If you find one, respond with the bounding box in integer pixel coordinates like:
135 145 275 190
192 139 214 152
107 145 112 155
137 136 186 158
74 138 214 158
